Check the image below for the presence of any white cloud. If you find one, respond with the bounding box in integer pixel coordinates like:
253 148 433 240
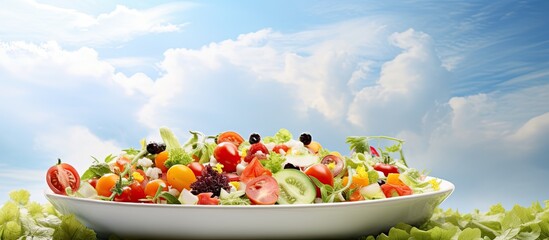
34 126 122 174
138 20 392 128
347 29 449 133
0 41 113 85
113 72 155 96
0 0 190 45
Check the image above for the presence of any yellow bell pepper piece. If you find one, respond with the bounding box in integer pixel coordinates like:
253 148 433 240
387 173 405 186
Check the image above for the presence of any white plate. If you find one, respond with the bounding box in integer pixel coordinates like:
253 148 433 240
45 178 454 239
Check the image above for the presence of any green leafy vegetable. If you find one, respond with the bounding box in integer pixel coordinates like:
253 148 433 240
184 130 216 164
260 152 286 174
263 128 293 144
81 156 113 181
160 127 193 168
364 201 549 240
52 215 95 240
1 190 95 240
346 136 370 154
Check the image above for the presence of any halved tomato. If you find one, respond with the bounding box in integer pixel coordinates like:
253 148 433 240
217 131 245 147
46 160 80 195
245 175 279 205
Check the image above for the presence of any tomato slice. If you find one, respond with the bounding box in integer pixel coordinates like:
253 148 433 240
197 192 220 205
373 163 399 177
240 157 272 184
381 183 412 198
245 175 279 205
46 160 81 195
217 131 245 147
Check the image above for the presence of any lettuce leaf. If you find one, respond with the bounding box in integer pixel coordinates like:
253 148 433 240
364 201 549 240
263 128 293 144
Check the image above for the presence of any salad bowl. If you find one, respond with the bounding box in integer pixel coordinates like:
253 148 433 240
45 177 454 239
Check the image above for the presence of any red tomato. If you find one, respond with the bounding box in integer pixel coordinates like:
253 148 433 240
243 143 269 163
188 162 205 177
214 142 241 172
245 175 279 205
373 163 399 177
46 160 81 195
304 164 334 197
304 164 334 186
381 183 412 198
197 192 220 205
217 131 245 147
272 144 289 154
114 182 146 202
240 157 272 184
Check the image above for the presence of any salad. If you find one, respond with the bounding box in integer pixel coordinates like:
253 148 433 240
45 127 441 206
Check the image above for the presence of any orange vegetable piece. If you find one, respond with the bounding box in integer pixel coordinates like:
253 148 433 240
155 151 169 172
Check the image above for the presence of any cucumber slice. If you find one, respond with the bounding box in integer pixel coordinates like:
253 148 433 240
273 169 316 204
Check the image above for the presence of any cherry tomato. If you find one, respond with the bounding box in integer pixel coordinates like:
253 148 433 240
243 143 269 163
320 154 344 177
46 160 81 195
217 131 245 147
188 162 205 177
197 192 220 205
154 151 169 172
166 164 197 192
381 183 412 198
214 142 241 172
272 144 289 154
114 181 146 202
373 163 399 177
144 179 168 197
95 173 119 197
240 157 272 184
245 175 279 205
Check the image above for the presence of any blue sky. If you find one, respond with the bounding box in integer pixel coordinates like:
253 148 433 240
1 0 548 212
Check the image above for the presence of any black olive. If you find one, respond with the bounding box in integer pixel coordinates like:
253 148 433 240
146 142 166 154
299 132 312 145
249 133 261 144
377 179 386 185
283 163 300 170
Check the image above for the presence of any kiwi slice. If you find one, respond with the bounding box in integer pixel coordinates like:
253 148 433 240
273 169 316 204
